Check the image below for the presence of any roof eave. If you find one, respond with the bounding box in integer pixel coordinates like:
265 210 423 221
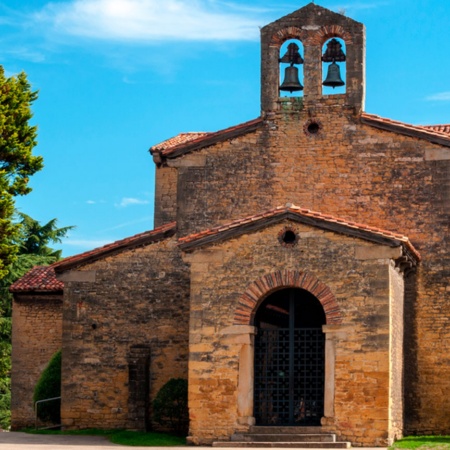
152 117 263 165
361 115 450 147
54 225 176 273
179 210 421 264
12 288 64 296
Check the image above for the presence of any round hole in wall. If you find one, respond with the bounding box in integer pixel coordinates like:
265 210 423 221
303 119 322 136
307 122 320 134
282 230 297 244
91 323 97 330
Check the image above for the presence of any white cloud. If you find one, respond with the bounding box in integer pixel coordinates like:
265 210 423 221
334 2 388 10
115 197 150 207
101 216 153 231
35 0 264 42
86 200 96 204
425 92 450 101
63 238 114 248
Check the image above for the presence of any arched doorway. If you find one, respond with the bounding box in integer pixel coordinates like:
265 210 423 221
253 288 325 426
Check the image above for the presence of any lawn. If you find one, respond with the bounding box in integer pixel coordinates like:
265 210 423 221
390 436 450 450
26 428 186 446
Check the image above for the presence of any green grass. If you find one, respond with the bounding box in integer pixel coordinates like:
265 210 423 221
109 430 186 446
24 428 186 446
390 436 450 449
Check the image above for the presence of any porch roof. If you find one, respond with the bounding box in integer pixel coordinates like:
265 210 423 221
178 203 421 265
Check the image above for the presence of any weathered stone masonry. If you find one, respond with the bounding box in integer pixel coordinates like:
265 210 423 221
11 2 450 447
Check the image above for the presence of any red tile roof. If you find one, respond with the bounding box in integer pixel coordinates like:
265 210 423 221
53 222 176 272
10 266 63 293
150 117 263 163
150 113 450 165
361 113 450 146
11 222 177 293
178 204 421 262
422 124 450 135
152 132 209 152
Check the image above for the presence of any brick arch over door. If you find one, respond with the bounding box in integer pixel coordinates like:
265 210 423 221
233 269 342 325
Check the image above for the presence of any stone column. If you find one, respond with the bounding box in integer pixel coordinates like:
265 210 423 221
322 324 351 421
220 325 257 427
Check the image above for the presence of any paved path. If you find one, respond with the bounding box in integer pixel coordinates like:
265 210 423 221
0 432 388 449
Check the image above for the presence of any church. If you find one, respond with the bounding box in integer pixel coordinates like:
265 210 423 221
10 3 450 447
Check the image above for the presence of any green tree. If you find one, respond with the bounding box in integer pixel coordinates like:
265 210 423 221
0 66 43 280
153 378 188 435
0 214 73 428
33 350 61 424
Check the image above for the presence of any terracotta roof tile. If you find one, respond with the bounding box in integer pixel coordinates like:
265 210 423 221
422 124 450 135
53 222 176 272
10 266 63 293
179 204 420 261
150 117 263 162
361 113 450 146
151 132 209 152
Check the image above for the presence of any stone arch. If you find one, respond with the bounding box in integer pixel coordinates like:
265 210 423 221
234 269 342 325
270 27 306 47
311 24 353 46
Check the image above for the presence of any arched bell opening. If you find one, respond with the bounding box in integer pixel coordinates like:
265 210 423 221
279 39 304 97
253 288 326 426
322 37 347 95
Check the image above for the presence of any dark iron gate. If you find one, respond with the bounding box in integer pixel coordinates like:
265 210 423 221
254 289 325 426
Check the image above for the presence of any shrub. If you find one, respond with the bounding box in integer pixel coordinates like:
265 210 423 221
33 350 61 424
152 378 188 435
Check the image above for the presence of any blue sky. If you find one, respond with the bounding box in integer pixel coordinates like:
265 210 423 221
2 0 449 257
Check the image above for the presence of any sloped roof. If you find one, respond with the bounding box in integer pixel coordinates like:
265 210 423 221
150 113 450 166
361 113 450 146
10 265 63 293
422 124 450 135
150 117 263 164
10 222 177 293
53 221 176 273
152 132 209 152
178 203 421 263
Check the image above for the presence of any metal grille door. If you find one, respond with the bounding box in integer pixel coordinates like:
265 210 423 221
253 289 325 426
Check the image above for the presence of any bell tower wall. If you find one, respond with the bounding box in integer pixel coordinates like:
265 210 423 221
260 3 365 114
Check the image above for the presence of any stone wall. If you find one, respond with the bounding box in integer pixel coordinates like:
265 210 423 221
11 295 63 429
59 236 190 430
183 221 405 446
260 3 365 112
154 166 178 228
172 102 450 435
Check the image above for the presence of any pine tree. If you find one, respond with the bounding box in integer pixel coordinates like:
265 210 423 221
0 214 73 428
0 66 43 280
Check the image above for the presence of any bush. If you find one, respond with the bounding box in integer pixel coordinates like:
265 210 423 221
33 350 61 424
153 378 188 435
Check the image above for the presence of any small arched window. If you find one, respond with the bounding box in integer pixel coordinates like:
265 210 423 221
322 38 346 95
279 39 304 97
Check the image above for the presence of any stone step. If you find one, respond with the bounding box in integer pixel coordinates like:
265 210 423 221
248 426 327 434
213 441 351 448
231 433 336 443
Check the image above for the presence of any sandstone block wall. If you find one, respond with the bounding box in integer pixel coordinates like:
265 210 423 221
184 222 404 446
59 236 190 430
11 295 62 429
154 166 177 228
169 101 449 435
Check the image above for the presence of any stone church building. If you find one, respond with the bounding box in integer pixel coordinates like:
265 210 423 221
10 3 450 447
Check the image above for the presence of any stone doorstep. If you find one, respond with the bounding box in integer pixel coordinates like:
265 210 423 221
231 433 336 442
212 442 351 448
213 427 351 448
249 426 334 434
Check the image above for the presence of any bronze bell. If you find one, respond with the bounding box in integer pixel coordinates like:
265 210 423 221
280 65 303 92
323 62 345 88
